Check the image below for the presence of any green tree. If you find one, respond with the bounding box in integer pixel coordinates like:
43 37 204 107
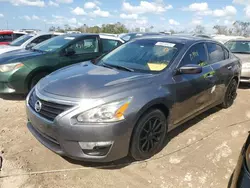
233 21 250 37
213 25 228 35
194 25 205 34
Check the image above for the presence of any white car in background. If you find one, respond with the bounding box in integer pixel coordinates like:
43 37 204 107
0 32 64 55
212 35 245 43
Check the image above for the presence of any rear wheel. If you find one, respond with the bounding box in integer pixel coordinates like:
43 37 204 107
130 109 167 161
221 79 238 108
29 72 48 90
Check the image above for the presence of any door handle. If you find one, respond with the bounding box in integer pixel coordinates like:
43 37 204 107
227 66 232 70
206 74 214 78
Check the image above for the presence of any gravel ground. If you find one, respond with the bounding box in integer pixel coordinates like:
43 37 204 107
0 86 249 188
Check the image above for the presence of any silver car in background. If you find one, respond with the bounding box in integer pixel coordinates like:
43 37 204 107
0 32 64 55
225 39 250 83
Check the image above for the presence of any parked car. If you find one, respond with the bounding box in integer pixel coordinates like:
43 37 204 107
26 36 240 162
0 34 124 94
0 32 63 55
173 33 212 39
225 39 250 83
0 30 25 45
0 30 27 45
12 31 27 40
229 132 250 188
120 32 163 42
212 35 245 44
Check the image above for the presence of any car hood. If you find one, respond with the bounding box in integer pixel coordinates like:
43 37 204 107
233 53 250 63
38 62 155 99
0 49 44 64
0 46 21 55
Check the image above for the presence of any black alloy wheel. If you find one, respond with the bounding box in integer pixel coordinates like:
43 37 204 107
222 79 238 108
130 109 167 160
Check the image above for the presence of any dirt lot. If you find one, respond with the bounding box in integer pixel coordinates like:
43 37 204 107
0 86 250 188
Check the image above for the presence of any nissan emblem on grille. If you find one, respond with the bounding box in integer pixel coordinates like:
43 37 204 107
35 100 42 112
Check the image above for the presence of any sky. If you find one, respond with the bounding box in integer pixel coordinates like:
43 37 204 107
0 0 250 33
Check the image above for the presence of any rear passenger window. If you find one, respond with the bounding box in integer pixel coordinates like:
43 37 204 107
31 35 52 45
102 39 121 53
66 37 99 55
207 43 225 63
180 43 208 67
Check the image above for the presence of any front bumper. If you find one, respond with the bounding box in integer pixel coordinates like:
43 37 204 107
26 103 132 162
0 67 29 94
230 146 250 187
240 69 250 83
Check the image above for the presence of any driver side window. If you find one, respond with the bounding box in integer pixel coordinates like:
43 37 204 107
180 43 208 67
66 37 99 55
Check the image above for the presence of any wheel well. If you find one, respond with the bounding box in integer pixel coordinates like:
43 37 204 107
27 71 50 89
147 104 169 120
232 76 239 84
128 103 170 153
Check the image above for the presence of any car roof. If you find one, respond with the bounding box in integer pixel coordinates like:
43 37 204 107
99 34 124 43
125 32 161 35
54 33 124 42
134 35 216 45
0 30 13 34
61 33 99 38
227 38 250 42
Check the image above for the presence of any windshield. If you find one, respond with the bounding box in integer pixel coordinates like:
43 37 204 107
9 34 33 46
33 35 75 52
225 41 250 53
99 40 183 73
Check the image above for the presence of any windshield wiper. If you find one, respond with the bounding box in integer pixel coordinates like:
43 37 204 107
102 63 134 72
102 63 114 69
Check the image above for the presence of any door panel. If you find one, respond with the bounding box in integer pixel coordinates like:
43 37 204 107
172 65 214 125
206 43 234 104
60 37 102 68
171 42 214 125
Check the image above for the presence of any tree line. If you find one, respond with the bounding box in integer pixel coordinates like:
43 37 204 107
193 21 250 36
49 22 129 34
49 20 250 37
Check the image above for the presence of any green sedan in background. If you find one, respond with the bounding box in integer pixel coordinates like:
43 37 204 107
0 34 124 94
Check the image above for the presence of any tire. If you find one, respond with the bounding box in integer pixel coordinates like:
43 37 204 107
29 72 48 90
221 79 238 109
130 109 167 161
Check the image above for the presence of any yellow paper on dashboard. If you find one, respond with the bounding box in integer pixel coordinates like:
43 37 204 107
147 62 167 71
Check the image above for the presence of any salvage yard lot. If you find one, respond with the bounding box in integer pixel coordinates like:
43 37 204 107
0 86 250 188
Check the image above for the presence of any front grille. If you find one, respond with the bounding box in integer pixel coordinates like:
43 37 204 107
28 90 73 121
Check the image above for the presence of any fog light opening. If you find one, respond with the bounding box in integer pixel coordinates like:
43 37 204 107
79 141 113 156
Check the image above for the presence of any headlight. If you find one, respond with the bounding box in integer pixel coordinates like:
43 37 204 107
0 62 24 72
77 97 132 123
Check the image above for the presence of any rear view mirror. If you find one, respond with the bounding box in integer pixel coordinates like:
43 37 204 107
179 64 202 74
64 48 76 56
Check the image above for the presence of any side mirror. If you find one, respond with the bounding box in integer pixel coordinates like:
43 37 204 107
64 48 76 56
179 64 202 74
26 43 36 50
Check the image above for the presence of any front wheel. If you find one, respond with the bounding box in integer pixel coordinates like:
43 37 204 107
130 109 167 161
221 79 238 109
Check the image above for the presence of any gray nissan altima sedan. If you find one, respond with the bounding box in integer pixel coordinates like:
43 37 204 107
225 39 250 83
26 36 241 162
